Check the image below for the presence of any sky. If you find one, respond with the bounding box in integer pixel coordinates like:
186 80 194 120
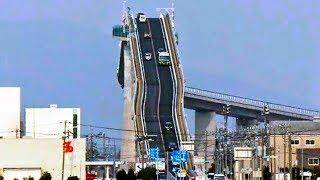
0 1 319 138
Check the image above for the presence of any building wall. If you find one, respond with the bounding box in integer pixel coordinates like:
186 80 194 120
0 138 86 179
25 105 80 138
270 134 320 173
296 148 320 170
0 87 21 138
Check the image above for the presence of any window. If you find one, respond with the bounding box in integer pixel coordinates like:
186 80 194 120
306 140 315 145
308 158 319 165
290 140 299 145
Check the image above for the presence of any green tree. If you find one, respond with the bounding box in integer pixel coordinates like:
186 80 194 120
116 169 127 180
40 172 52 180
137 167 156 180
127 168 137 180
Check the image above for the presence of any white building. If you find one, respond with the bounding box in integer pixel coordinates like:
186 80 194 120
0 87 21 138
25 104 81 139
0 138 86 179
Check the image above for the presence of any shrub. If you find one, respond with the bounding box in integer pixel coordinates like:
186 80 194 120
127 168 137 180
67 176 79 180
116 169 127 180
40 172 52 180
137 167 156 180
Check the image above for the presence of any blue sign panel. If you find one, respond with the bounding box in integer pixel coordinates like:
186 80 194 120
149 148 160 160
171 150 189 163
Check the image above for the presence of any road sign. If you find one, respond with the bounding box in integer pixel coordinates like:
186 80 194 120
64 141 73 153
171 150 189 163
172 167 180 172
149 148 160 160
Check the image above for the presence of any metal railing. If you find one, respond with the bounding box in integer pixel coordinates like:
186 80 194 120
185 87 320 118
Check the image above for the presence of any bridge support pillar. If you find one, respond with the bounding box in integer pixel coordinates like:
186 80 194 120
236 118 257 129
120 44 136 168
194 110 216 170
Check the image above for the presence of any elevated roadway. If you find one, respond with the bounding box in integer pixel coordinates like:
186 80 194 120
185 87 320 121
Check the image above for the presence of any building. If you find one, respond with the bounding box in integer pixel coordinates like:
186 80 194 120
270 134 320 174
296 148 320 170
0 138 86 179
0 87 21 138
233 147 257 180
25 104 80 138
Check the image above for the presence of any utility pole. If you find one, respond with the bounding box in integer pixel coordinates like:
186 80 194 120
113 139 116 179
102 133 106 180
61 120 67 180
288 124 292 180
204 130 208 173
273 127 277 179
282 125 287 180
222 104 230 176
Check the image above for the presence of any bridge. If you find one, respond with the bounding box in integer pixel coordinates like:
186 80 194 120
113 9 320 178
185 87 320 121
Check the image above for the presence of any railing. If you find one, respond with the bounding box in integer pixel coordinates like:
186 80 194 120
185 87 320 118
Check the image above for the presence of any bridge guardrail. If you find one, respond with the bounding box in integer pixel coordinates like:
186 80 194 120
185 87 320 118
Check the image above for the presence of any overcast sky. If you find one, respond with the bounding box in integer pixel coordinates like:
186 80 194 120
0 1 318 137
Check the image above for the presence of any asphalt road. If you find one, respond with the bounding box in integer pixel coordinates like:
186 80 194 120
136 17 163 151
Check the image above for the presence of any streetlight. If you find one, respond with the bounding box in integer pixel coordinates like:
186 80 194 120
136 135 157 169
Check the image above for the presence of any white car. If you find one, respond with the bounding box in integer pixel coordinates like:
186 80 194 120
139 14 147 22
144 32 151 38
145 53 152 60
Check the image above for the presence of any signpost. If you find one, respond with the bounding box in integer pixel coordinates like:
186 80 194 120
149 148 160 180
171 150 189 164
149 148 160 160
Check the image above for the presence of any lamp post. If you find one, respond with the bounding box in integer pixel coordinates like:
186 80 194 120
136 135 157 169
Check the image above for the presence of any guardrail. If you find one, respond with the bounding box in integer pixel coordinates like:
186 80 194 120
185 87 320 118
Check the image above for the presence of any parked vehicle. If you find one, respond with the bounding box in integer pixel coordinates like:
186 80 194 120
213 174 225 180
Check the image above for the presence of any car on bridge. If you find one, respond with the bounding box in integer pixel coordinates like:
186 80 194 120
145 53 152 61
137 13 146 22
158 52 171 66
144 32 151 38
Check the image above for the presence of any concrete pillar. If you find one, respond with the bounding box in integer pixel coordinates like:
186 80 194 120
120 45 136 167
194 110 216 165
236 118 257 130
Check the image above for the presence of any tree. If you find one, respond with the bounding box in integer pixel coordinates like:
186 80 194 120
40 172 52 180
127 168 137 180
262 166 271 180
137 167 156 180
67 176 79 180
116 169 127 180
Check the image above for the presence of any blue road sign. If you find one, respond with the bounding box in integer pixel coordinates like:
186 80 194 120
149 148 160 160
172 166 180 172
171 150 189 163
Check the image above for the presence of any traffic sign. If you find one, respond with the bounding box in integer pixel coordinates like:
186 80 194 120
149 148 160 160
171 150 189 163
